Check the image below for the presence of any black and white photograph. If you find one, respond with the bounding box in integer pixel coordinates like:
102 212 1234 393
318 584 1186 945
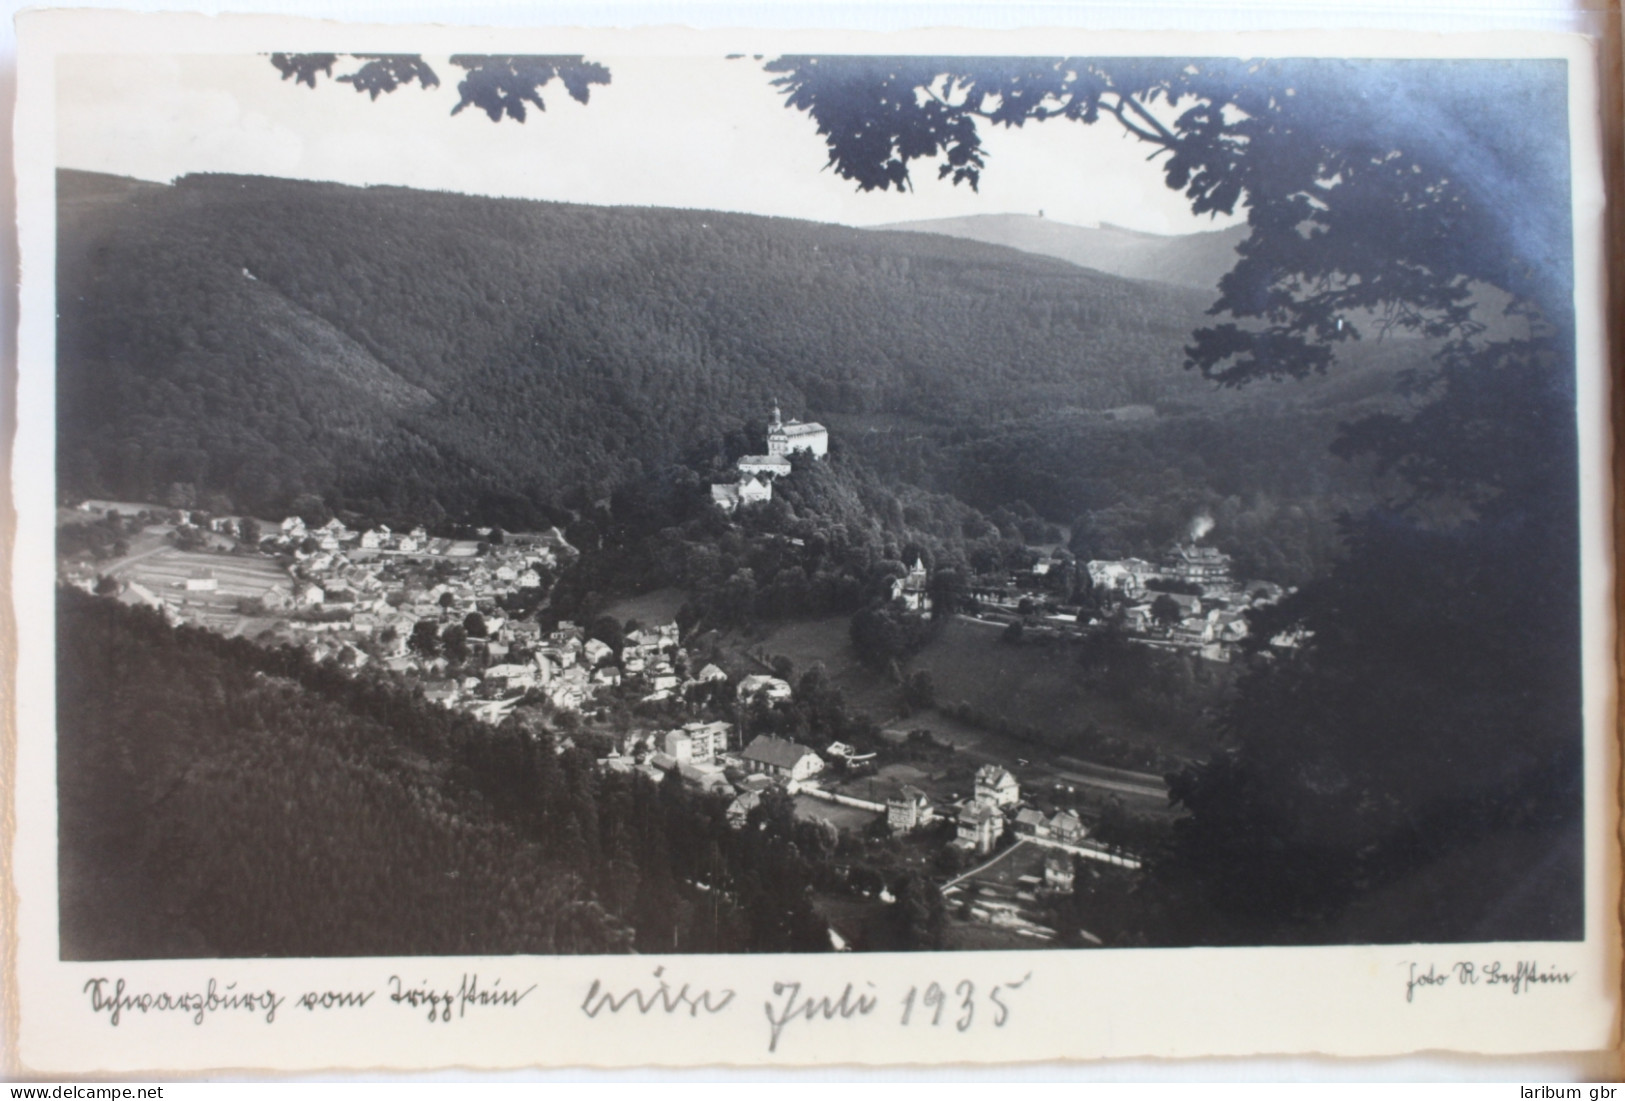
9 8 1618 1072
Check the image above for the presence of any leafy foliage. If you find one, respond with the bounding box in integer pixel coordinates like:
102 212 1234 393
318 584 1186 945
267 53 608 118
764 54 1583 940
450 55 611 121
339 55 442 99
269 53 338 88
764 56 1572 382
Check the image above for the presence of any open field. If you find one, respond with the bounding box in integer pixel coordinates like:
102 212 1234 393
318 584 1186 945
732 613 1223 768
882 708 1172 813
826 761 970 807
115 548 287 598
906 617 1224 761
949 838 1050 890
730 613 1185 815
793 793 881 833
720 613 893 705
880 707 993 753
111 547 290 639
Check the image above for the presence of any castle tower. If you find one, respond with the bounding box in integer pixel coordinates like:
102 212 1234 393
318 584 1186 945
763 401 829 459
767 401 788 455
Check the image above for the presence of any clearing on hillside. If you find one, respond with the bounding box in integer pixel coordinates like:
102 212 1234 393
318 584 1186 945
115 548 286 598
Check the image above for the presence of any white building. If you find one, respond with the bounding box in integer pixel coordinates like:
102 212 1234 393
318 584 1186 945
712 474 774 514
974 764 1021 808
766 403 828 458
737 454 792 478
891 557 932 615
680 720 731 761
740 735 823 782
737 674 793 704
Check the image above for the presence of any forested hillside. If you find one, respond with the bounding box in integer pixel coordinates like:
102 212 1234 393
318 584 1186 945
60 169 1229 527
58 591 835 958
873 214 1249 291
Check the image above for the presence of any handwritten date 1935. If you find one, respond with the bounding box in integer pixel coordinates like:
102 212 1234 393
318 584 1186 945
761 974 1030 1054
900 973 1032 1032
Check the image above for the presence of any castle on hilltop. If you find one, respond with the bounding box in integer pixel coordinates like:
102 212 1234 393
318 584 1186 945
713 403 827 513
766 403 828 458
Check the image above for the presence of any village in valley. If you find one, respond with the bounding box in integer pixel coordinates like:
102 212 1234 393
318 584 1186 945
58 405 1291 949
45 43 1583 968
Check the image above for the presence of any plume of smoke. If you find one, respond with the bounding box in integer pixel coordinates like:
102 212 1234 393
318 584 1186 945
1189 512 1215 542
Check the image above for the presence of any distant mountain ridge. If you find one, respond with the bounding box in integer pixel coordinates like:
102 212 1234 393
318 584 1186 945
870 214 1249 292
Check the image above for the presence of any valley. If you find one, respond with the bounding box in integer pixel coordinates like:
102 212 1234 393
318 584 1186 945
50 160 1579 958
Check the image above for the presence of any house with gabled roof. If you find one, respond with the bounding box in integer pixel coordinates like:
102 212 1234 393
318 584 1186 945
727 789 763 830
739 735 823 782
1044 852 1076 893
1169 541 1232 584
956 802 1004 854
1049 809 1087 844
974 764 1020 808
886 786 934 832
1013 807 1048 836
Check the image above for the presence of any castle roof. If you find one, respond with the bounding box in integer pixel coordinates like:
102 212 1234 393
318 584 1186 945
775 420 826 437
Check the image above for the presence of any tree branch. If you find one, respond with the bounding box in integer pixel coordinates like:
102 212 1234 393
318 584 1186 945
1112 91 1179 147
1103 93 1178 148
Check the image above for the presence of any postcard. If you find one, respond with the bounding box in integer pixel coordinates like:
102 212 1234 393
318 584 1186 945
9 8 1618 1074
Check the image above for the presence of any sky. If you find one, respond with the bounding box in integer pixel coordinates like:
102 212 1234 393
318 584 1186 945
56 52 1241 234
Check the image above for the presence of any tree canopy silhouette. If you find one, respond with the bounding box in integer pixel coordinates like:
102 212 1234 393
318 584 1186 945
270 53 611 121
764 54 1583 940
763 56 1572 384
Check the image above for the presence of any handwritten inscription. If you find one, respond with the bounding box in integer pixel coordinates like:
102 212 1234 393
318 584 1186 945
80 968 1030 1048
83 977 284 1027
1404 961 1575 1003
763 980 877 1053
757 973 1032 1053
388 974 537 1023
295 989 375 1012
581 967 735 1018
900 972 1030 1031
